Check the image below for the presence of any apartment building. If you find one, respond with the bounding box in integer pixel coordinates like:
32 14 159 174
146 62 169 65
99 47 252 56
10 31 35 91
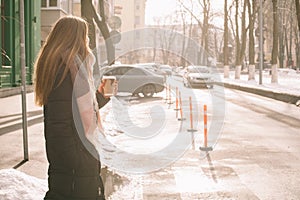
113 0 146 32
112 0 147 63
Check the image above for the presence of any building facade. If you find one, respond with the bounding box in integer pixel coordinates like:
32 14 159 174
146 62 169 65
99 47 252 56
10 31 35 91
113 0 146 32
0 0 115 88
41 0 78 43
1 0 41 87
112 0 147 63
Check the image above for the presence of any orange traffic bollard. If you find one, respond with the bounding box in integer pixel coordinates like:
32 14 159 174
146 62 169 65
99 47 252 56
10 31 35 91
177 91 186 121
167 85 173 105
199 104 212 151
187 96 197 132
174 87 179 118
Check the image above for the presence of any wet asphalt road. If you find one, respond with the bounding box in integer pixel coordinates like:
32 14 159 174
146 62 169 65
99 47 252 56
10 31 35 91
104 77 300 199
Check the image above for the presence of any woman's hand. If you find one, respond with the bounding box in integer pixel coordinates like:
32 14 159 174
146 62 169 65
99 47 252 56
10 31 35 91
97 79 106 94
97 78 118 97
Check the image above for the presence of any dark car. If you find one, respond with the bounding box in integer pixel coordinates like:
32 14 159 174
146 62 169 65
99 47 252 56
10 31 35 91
100 64 165 97
183 65 214 88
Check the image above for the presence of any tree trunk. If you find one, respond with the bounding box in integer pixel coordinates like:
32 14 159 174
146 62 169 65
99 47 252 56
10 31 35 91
234 0 241 79
278 13 284 69
180 12 187 67
295 0 300 35
82 0 115 66
294 19 300 72
239 0 247 68
223 0 230 78
96 0 115 65
271 0 279 83
247 0 256 80
203 0 210 53
81 0 101 85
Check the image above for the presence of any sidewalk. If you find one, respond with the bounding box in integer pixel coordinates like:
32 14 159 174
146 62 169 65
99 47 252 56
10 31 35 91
0 92 47 179
220 70 300 104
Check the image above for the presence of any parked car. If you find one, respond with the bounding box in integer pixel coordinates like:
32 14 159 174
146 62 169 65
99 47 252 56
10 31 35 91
182 65 214 88
100 64 165 97
159 65 172 76
136 63 166 77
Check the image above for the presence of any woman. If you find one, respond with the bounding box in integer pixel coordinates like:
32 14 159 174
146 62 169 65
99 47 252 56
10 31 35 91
34 16 109 200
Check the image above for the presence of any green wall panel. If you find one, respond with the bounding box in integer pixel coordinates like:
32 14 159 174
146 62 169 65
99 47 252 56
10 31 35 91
1 0 41 87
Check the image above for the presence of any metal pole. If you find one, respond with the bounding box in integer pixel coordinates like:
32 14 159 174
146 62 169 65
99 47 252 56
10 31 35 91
20 0 29 161
259 0 263 85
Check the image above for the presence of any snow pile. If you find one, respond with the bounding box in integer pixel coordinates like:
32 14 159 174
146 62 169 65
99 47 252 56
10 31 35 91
107 175 143 200
0 169 47 200
223 70 300 96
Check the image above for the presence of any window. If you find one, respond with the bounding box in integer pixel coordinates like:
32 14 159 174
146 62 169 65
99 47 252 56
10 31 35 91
126 68 145 76
49 0 57 7
41 0 57 7
41 0 69 12
41 0 47 7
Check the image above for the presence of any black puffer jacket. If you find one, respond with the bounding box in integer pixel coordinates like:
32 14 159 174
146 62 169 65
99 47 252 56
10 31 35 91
43 68 109 200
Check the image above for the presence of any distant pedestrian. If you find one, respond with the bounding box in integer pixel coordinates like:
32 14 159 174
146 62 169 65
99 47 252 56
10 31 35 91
34 16 110 200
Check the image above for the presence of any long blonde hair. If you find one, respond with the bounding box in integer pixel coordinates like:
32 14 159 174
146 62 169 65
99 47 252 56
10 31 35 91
34 16 91 106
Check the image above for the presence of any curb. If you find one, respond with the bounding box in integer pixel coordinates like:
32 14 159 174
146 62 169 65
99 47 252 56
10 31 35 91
216 82 300 105
0 86 34 98
173 74 300 105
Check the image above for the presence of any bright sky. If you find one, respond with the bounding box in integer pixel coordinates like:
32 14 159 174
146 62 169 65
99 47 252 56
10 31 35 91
145 0 225 26
145 0 177 24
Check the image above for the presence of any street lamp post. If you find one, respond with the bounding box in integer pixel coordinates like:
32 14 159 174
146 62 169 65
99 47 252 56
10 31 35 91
20 0 29 161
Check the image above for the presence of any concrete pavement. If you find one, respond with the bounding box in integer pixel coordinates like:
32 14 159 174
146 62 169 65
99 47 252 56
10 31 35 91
0 92 47 179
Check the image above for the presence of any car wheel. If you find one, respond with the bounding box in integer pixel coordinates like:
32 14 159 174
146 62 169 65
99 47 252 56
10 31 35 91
142 84 155 98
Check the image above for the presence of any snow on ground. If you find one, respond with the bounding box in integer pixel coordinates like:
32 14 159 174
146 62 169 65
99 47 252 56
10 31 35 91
0 169 47 200
223 69 300 96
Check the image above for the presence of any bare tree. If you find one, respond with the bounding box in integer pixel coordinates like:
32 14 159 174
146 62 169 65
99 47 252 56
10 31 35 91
234 0 247 79
295 0 300 35
295 26 300 71
160 17 177 64
175 6 194 67
177 0 216 57
153 16 177 64
278 0 287 69
293 0 300 71
201 0 210 53
247 0 257 80
223 0 230 78
81 0 115 66
271 0 279 83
